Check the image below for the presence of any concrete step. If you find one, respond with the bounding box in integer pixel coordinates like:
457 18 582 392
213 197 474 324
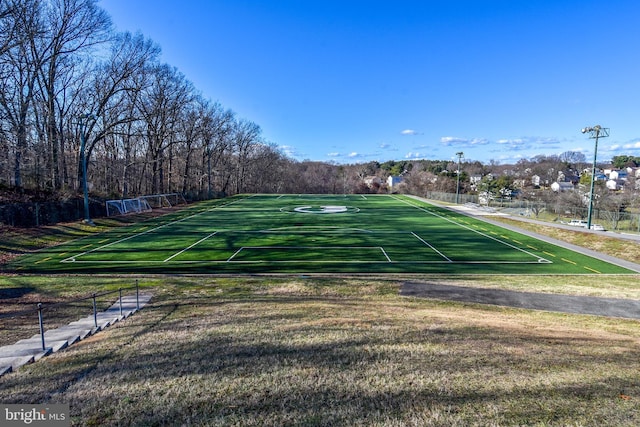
0 355 35 374
0 292 152 377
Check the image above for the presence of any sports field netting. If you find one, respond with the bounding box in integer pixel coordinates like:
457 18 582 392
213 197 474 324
11 194 637 275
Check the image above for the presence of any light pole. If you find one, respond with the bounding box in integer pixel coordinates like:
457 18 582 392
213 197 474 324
455 151 464 204
581 125 609 230
77 114 96 225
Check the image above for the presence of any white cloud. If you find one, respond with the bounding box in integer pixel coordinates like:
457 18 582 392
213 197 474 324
497 138 521 145
348 152 360 158
401 129 419 135
469 138 490 146
405 152 426 159
609 141 640 154
327 152 341 157
623 141 640 149
492 136 561 152
441 136 489 146
440 136 467 145
279 145 299 158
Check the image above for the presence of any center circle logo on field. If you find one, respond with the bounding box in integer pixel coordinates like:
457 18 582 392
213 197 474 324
281 205 359 214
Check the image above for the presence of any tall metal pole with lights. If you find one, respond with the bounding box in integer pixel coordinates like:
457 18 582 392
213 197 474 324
581 125 609 230
455 151 464 204
77 114 96 225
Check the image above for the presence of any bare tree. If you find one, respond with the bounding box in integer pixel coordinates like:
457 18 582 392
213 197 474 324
0 0 29 57
201 102 234 196
0 0 280 207
229 118 261 194
77 32 159 195
0 0 41 188
35 0 111 189
138 63 194 194
178 96 205 194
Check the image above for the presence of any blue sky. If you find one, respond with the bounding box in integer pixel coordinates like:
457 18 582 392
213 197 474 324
100 0 640 165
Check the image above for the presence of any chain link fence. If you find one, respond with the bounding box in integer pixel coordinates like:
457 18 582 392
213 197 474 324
0 198 105 227
424 191 640 233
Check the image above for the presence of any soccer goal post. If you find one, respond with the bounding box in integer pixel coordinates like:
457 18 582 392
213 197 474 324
138 193 187 209
105 197 153 216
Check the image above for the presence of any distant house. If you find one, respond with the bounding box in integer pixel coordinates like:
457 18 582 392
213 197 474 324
551 181 574 192
609 170 628 181
387 176 402 190
558 170 580 184
606 179 625 191
364 176 382 188
531 175 541 187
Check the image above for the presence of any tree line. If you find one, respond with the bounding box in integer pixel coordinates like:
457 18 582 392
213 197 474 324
0 0 304 201
0 0 429 204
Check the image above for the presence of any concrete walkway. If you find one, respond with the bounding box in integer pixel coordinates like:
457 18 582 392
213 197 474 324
0 293 152 377
401 282 640 319
449 204 640 273
399 197 640 318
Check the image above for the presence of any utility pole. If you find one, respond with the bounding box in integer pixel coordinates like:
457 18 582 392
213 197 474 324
455 151 464 204
581 125 609 230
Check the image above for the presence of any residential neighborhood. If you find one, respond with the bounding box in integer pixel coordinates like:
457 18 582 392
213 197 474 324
356 154 640 234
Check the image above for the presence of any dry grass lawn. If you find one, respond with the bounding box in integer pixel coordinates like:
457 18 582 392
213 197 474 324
1 277 639 426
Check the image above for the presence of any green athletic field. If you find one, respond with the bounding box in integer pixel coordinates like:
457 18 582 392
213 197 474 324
9 194 636 275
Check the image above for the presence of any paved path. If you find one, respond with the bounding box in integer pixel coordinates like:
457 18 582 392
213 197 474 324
401 197 640 318
411 196 640 273
401 282 640 319
0 293 152 377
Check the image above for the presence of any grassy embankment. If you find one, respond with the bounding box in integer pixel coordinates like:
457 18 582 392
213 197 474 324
1 276 639 426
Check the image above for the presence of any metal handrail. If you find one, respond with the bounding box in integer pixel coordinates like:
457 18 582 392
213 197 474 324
1 281 141 351
0 282 139 319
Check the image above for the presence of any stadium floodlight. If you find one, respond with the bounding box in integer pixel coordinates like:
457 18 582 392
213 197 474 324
581 125 609 230
77 114 97 225
455 152 464 204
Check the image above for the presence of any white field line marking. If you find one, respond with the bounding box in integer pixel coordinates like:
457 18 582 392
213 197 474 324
62 221 174 262
164 231 218 262
411 232 453 262
226 246 391 262
392 195 550 263
262 226 372 233
62 196 251 263
228 247 244 262
59 259 562 265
